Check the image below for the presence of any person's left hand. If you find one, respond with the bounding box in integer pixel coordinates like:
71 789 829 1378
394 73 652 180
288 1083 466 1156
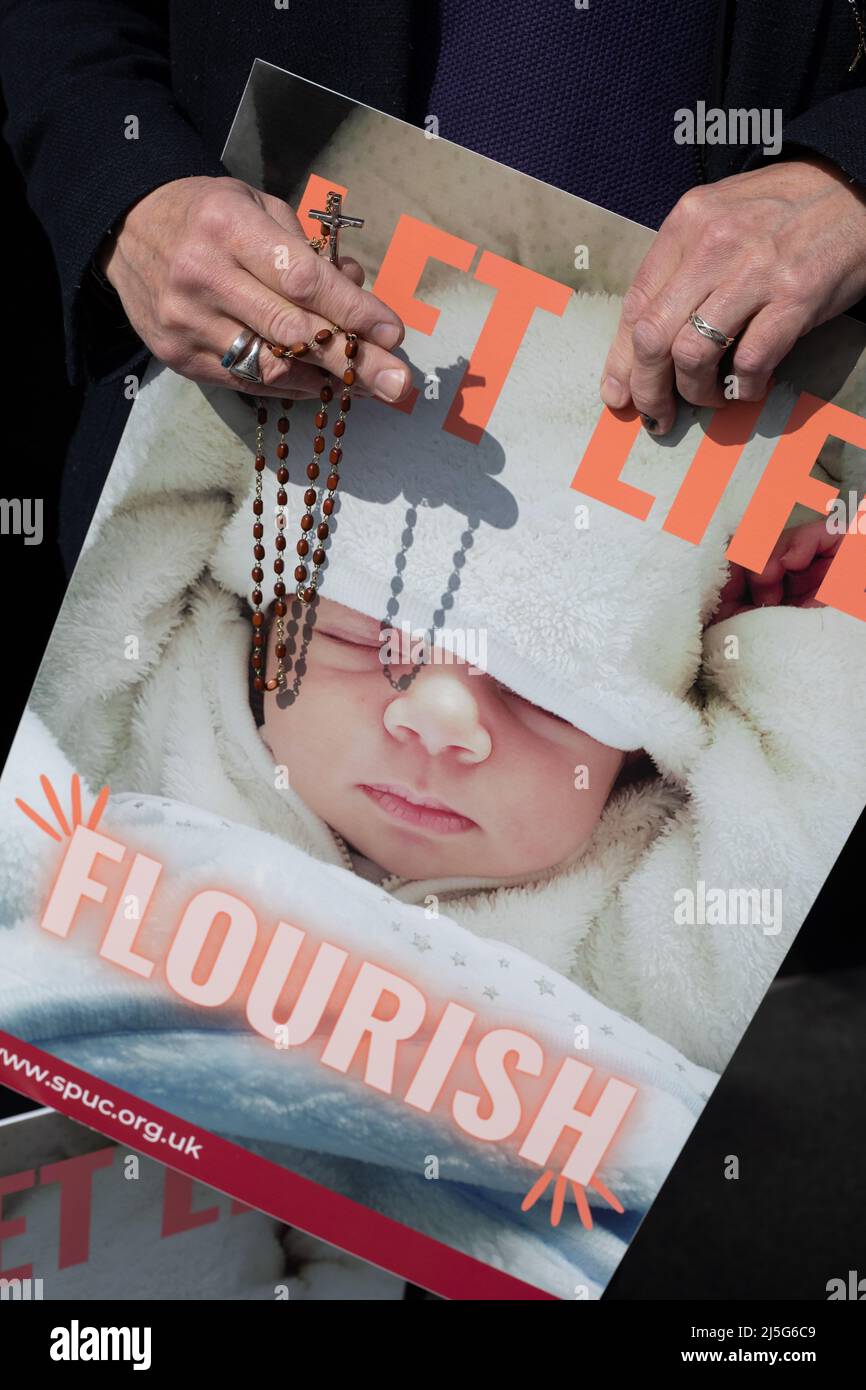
600 155 866 434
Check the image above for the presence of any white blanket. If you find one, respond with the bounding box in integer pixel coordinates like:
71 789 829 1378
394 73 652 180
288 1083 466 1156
0 709 716 1300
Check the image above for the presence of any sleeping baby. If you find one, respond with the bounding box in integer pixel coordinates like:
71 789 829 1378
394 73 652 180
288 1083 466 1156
261 517 841 889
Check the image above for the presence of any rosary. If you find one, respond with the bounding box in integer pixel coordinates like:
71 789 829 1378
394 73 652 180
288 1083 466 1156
248 192 364 695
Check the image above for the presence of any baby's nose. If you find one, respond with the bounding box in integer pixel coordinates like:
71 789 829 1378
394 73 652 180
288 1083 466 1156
383 672 492 764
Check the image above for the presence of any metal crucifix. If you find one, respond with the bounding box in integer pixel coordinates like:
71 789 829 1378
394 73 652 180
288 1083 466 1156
307 191 365 265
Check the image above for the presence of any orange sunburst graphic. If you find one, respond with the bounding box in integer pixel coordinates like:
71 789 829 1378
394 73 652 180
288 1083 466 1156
15 773 109 841
521 1169 625 1230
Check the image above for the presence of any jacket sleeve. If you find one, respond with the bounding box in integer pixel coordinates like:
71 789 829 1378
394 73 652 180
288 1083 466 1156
0 0 226 385
778 88 866 189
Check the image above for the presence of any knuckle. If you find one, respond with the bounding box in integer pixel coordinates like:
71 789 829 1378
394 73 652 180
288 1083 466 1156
771 263 805 303
621 283 651 327
280 250 321 304
673 186 708 225
698 218 738 255
262 302 304 349
166 243 210 294
671 336 709 373
154 290 189 338
631 315 670 363
190 192 238 242
152 329 187 372
732 342 774 378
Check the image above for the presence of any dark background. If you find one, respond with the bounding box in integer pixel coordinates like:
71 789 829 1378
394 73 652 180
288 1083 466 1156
1 122 864 1302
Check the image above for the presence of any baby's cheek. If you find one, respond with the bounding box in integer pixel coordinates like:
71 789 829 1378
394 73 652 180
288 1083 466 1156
508 742 622 864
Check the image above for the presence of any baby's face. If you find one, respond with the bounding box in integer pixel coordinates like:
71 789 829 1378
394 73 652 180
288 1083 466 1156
263 600 624 881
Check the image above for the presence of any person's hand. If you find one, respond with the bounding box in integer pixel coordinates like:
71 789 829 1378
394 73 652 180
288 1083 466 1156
99 175 411 401
601 155 866 434
711 519 842 623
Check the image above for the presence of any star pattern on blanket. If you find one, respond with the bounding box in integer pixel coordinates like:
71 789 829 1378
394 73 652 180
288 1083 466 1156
412 933 432 952
535 977 555 996
482 985 499 1000
450 952 467 966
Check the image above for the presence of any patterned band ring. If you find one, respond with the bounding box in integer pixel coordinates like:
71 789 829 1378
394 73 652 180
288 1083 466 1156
688 311 736 350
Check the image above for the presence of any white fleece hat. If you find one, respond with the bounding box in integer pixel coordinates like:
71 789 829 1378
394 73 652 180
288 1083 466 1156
204 276 820 779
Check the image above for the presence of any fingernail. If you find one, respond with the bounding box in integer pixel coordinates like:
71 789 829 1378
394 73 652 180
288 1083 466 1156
640 414 659 432
368 322 402 349
374 368 409 401
600 375 629 408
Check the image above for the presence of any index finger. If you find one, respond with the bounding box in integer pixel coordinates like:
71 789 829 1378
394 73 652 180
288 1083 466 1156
237 204 405 350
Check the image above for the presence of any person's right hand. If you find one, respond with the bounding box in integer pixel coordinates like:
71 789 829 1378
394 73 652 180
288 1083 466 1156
99 175 411 402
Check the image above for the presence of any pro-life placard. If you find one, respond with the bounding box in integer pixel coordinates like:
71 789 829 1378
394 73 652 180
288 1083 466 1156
2 62 866 1300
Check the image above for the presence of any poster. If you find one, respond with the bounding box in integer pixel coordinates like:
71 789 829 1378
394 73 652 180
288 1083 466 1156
2 63 866 1300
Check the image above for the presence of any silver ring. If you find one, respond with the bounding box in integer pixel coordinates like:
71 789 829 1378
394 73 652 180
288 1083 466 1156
227 334 265 384
221 329 255 370
689 312 735 350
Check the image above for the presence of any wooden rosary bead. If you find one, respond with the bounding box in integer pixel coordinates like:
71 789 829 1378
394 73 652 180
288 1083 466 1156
277 489 288 506
252 588 263 605
304 488 317 506
315 411 327 429
251 611 264 628
333 419 346 437
329 447 342 465
257 407 268 424
274 600 287 617
274 581 286 597
277 466 289 484
254 543 265 560
313 435 326 454
253 523 264 538
343 368 356 386
300 514 314 531
253 629 264 646
344 339 358 359
294 564 308 581
326 473 340 490
322 497 335 516
312 547 326 565
297 539 309 556
306 462 320 480
252 651 263 669
277 417 291 433
255 454 266 472
320 384 333 402
340 393 351 412
316 522 329 540
252 566 264 583
274 557 285 573
265 678 279 691
303 587 317 603
275 533 286 550
275 642 287 660
277 442 288 460
254 676 265 692
253 499 263 515
289 341 309 357
314 327 333 344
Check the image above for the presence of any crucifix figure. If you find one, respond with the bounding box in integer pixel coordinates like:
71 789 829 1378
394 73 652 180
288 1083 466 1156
306 190 365 265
